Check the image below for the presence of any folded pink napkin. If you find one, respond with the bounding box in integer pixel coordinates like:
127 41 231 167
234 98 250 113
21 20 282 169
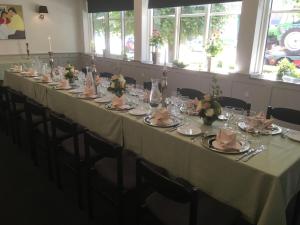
42 74 51 82
246 112 273 130
152 108 171 126
58 79 69 89
112 96 124 108
213 128 240 151
84 86 95 97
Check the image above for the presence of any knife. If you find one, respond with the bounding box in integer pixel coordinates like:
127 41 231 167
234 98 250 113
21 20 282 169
235 148 255 161
242 148 264 162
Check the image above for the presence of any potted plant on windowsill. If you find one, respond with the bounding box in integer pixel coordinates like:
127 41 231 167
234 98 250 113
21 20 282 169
206 33 223 72
150 30 163 65
277 58 299 81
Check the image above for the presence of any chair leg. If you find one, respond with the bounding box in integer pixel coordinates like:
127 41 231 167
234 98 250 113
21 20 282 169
11 116 17 144
30 138 38 166
77 168 83 210
53 146 62 189
46 145 54 181
87 173 94 219
117 193 123 225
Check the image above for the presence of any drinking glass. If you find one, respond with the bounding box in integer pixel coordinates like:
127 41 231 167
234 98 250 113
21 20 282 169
149 79 161 112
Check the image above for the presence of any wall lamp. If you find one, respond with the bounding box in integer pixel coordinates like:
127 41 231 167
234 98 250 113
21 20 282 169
38 6 48 20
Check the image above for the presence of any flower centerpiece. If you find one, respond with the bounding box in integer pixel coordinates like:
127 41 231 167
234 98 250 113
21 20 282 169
107 74 126 97
64 64 77 83
206 32 223 72
196 75 222 126
149 30 163 64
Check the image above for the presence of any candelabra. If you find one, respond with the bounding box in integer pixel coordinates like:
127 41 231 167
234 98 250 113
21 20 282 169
26 43 30 59
91 52 98 95
48 51 54 78
161 69 168 108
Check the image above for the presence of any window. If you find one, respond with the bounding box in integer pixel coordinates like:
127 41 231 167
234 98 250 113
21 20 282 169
92 11 134 59
149 2 242 72
263 0 300 79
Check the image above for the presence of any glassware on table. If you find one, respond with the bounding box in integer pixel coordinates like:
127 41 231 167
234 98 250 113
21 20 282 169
149 78 162 111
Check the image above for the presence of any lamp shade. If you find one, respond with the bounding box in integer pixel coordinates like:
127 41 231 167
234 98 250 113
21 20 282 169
38 6 48 14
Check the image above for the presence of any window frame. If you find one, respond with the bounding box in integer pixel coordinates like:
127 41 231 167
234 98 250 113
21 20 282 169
148 2 243 70
91 10 134 59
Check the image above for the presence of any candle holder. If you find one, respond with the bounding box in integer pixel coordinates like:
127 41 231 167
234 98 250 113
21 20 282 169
26 43 30 59
161 68 168 108
48 51 54 78
91 52 98 95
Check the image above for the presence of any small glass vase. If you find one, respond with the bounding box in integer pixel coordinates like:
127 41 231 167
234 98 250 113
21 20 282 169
202 117 216 126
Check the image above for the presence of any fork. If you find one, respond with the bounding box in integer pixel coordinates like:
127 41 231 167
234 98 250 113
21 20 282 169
242 147 265 162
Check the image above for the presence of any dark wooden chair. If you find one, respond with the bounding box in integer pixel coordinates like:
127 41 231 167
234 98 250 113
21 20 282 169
0 86 10 135
218 96 251 116
177 88 204 100
50 112 86 209
24 99 49 167
125 76 136 86
100 72 113 79
136 158 241 225
84 131 137 224
266 106 300 125
7 88 26 146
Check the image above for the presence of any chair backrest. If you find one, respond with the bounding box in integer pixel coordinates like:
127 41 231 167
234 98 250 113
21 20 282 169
50 112 82 160
218 96 251 115
0 86 8 106
177 88 204 100
125 76 136 85
136 158 198 225
7 88 26 113
84 131 124 188
267 106 300 125
84 131 122 160
25 98 48 126
100 72 113 78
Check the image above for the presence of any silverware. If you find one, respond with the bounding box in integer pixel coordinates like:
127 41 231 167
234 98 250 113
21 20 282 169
235 148 255 161
242 147 265 162
166 124 184 132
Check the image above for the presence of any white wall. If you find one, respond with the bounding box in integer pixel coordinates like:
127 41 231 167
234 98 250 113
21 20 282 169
0 0 83 55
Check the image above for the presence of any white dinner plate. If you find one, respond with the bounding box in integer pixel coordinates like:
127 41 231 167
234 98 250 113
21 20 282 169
177 125 202 136
94 96 112 103
69 89 83 94
55 86 72 90
128 108 148 116
286 130 300 142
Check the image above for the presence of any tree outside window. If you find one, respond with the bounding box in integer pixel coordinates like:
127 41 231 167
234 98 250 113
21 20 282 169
263 0 300 80
150 2 242 73
92 11 134 59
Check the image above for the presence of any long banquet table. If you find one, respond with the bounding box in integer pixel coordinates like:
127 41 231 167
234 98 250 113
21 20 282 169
4 71 300 225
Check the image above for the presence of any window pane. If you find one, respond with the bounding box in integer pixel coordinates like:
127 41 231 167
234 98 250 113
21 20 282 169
153 8 175 16
92 13 106 54
178 16 205 70
209 15 240 72
125 11 134 59
153 8 176 64
109 12 122 55
272 0 300 11
181 5 206 14
211 2 242 14
263 11 300 77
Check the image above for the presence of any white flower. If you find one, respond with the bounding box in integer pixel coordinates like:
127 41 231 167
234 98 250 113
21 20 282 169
205 108 214 117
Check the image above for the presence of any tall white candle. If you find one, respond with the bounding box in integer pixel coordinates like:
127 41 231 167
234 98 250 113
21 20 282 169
163 48 167 70
48 36 52 52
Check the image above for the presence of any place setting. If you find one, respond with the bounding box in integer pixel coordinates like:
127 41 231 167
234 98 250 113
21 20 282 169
237 112 282 135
